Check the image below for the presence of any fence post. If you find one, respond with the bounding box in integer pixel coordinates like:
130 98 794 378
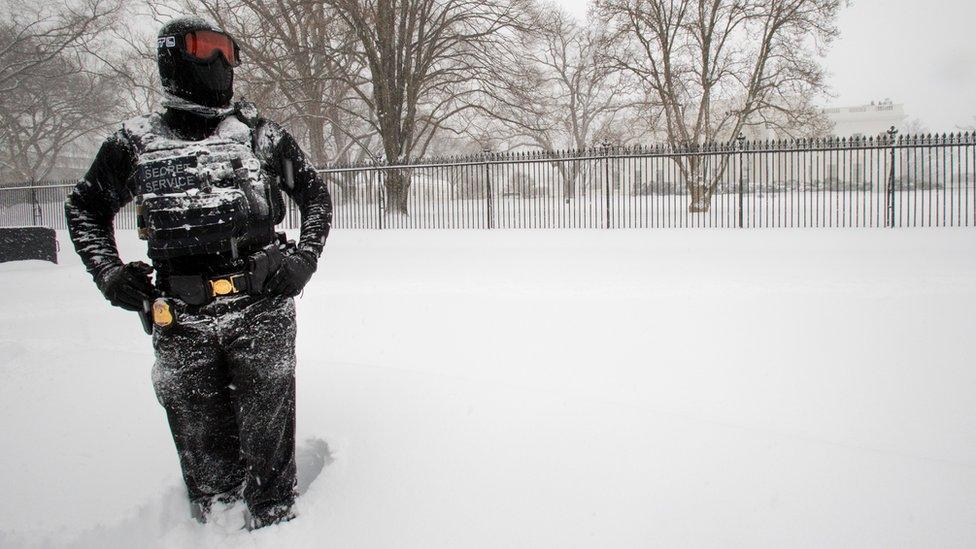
377 172 384 230
483 146 493 229
602 139 612 229
885 126 898 228
737 134 745 228
30 179 41 226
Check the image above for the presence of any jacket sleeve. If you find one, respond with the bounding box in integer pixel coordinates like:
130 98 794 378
268 125 333 259
64 129 138 281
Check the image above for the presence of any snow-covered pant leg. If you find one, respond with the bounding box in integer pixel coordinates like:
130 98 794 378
222 295 298 523
151 307 245 504
151 294 298 525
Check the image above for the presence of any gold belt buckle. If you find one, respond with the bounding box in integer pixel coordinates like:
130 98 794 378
210 274 243 297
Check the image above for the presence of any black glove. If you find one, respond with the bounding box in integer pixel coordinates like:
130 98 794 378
95 261 155 311
265 250 317 297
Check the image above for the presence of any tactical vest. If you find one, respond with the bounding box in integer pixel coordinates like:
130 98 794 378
124 112 284 262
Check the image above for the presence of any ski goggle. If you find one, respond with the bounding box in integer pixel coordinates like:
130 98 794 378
182 30 240 67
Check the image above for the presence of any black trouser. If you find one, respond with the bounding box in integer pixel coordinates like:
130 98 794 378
151 294 297 523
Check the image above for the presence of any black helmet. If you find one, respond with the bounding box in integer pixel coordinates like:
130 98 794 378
157 16 240 108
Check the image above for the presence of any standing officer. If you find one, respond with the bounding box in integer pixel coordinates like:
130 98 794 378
64 16 332 529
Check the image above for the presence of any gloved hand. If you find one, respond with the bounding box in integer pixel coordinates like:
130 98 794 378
95 261 155 311
265 250 317 297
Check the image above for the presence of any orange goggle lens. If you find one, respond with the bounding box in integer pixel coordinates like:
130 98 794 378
184 31 239 66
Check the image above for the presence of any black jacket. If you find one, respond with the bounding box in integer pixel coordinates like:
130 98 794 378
65 107 332 281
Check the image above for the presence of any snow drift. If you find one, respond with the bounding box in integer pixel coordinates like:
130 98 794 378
0 229 974 548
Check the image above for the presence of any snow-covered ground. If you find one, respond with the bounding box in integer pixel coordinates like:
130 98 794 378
1 229 974 548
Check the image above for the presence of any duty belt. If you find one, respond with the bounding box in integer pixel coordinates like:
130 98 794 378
161 239 285 306
209 273 248 297
164 271 258 306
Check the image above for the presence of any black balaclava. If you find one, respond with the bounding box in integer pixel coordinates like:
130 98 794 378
157 16 236 109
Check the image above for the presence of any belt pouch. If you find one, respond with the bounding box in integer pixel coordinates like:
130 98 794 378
247 244 283 293
167 275 211 306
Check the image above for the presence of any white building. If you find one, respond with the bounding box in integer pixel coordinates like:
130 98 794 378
739 99 910 142
825 100 907 138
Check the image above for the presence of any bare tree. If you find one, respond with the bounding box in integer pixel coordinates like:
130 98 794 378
181 0 375 168
84 3 172 118
903 118 928 135
0 0 123 183
506 8 636 149
0 37 122 181
0 0 120 95
484 5 643 197
326 0 529 214
597 0 841 211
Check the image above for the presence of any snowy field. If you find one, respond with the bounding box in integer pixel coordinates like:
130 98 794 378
1 229 975 548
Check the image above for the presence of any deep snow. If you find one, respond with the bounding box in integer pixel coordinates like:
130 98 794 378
0 229 974 548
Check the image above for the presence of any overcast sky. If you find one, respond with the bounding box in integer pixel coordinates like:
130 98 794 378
554 0 976 132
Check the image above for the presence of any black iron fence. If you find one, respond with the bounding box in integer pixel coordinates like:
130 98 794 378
3 132 975 230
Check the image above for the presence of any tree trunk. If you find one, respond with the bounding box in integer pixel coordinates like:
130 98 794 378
341 171 359 204
307 117 327 167
688 181 712 212
683 155 714 213
565 162 578 198
305 114 367 205
384 168 411 215
556 161 580 201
